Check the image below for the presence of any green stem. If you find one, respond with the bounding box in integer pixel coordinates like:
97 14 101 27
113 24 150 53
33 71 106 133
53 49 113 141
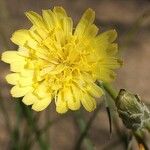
11 102 23 150
133 131 149 150
102 82 128 149
45 109 50 147
102 82 118 100
0 92 11 133
19 102 49 150
29 114 70 147
74 110 95 150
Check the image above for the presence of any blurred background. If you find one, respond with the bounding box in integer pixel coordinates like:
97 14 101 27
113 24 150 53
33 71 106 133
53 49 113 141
0 0 150 149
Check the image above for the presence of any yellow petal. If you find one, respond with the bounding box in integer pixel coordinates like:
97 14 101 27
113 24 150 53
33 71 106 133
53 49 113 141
75 8 95 36
64 87 80 110
106 29 117 43
20 69 34 77
33 27 48 40
11 29 31 46
29 29 42 42
42 9 56 29
40 65 56 76
97 68 116 82
71 84 81 101
34 82 49 98
11 85 33 98
107 43 118 55
53 6 67 17
81 73 95 83
81 92 96 112
49 64 65 75
63 17 73 36
25 11 46 29
10 61 26 72
83 24 98 38
97 29 117 43
22 92 38 105
56 90 68 113
5 73 20 85
53 6 67 24
94 33 110 55
18 47 29 57
86 83 104 98
99 57 122 69
19 77 33 86
1 51 25 64
32 97 52 111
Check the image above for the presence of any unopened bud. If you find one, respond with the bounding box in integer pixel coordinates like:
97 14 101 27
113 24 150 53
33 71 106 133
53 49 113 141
116 89 150 132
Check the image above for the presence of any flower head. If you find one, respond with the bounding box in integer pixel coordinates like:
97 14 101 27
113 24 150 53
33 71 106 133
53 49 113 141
2 7 122 113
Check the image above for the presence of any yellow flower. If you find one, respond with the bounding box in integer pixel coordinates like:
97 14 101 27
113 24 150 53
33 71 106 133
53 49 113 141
1 7 122 113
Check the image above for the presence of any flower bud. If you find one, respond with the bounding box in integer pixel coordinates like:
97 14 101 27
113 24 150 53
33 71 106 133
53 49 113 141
116 89 150 132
